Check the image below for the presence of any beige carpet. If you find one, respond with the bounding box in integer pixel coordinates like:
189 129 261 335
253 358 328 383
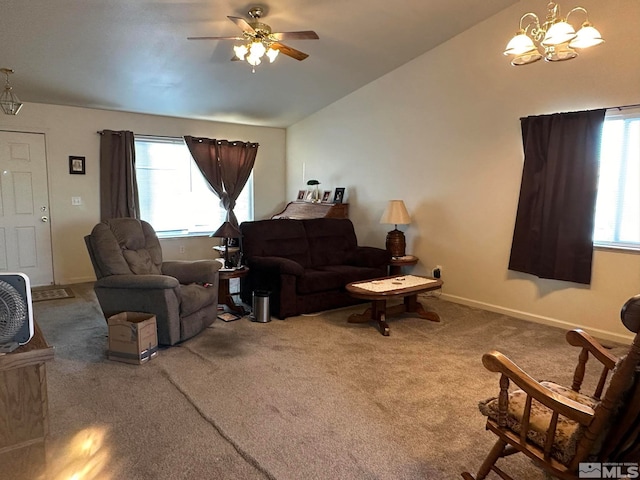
32 284 628 480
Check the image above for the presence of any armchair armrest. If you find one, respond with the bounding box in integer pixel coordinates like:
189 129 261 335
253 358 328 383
565 329 618 399
566 329 618 369
348 246 391 268
483 351 595 426
162 260 221 284
95 274 179 289
246 256 305 277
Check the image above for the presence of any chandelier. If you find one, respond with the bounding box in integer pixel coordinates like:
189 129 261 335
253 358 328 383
503 1 604 66
0 68 23 115
233 41 279 73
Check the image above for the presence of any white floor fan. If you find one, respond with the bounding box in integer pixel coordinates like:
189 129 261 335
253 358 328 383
0 273 33 353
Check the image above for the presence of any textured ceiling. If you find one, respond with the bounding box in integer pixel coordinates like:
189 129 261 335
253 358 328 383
0 0 519 127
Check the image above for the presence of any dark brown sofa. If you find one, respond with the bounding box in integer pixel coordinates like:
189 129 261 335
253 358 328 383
239 218 390 319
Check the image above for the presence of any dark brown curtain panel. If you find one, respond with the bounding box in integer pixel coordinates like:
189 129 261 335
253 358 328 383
184 136 258 228
508 109 606 284
99 130 139 220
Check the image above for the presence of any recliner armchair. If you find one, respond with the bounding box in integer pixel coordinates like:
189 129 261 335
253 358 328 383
85 218 221 346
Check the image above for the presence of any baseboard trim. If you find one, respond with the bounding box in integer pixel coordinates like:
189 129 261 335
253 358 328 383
440 293 634 345
64 276 95 285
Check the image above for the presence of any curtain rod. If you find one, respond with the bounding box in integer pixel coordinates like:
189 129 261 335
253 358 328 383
97 131 178 139
520 102 640 120
608 102 640 111
96 132 258 145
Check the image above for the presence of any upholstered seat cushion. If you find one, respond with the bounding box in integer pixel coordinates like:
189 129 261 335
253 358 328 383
179 283 218 317
478 381 599 464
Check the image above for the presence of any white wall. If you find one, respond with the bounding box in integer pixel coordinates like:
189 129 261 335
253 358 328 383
0 104 286 285
287 0 640 342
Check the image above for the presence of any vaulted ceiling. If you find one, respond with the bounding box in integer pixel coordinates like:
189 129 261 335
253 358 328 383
0 0 519 127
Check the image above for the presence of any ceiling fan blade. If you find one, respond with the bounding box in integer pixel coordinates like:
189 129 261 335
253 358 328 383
271 42 309 61
187 36 245 41
271 31 319 41
228 16 256 35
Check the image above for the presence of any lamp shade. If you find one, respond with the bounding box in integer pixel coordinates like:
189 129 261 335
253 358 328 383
569 24 604 49
210 221 242 239
541 21 577 46
380 200 411 225
504 32 537 56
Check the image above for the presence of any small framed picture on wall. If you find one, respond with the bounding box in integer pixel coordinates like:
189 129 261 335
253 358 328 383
69 156 86 175
333 187 345 204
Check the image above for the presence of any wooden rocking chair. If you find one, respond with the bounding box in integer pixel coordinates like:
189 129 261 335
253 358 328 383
462 295 640 480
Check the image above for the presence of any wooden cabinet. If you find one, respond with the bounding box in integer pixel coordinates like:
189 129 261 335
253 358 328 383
272 201 349 220
0 323 54 480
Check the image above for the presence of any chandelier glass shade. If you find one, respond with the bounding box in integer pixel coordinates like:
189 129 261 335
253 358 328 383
0 68 23 116
504 2 604 66
234 40 279 72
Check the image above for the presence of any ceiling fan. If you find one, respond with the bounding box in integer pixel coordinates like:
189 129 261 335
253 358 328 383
188 6 319 71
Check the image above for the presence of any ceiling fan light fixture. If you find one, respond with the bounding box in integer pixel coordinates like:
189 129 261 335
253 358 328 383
233 44 249 60
249 41 266 58
266 47 279 63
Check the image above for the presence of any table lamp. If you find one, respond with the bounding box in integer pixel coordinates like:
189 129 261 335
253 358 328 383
210 221 242 268
380 200 411 257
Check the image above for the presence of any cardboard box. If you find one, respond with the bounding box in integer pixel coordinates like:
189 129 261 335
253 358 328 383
107 312 158 364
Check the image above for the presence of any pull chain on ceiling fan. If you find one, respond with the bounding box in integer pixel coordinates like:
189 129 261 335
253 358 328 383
188 6 319 73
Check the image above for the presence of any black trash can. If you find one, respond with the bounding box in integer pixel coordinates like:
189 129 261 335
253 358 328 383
251 290 271 323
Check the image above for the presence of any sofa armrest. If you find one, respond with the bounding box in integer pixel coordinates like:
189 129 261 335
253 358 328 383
246 256 305 277
348 246 391 268
95 274 179 289
162 260 221 284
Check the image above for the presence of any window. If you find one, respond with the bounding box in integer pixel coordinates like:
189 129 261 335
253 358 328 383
594 108 640 249
134 136 253 237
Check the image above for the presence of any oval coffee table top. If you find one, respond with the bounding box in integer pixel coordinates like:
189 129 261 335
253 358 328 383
346 275 442 300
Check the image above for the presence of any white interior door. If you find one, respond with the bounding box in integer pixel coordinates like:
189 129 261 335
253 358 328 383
0 131 53 286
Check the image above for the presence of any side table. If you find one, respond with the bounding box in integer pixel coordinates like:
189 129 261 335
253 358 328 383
389 255 418 276
0 322 54 479
218 267 250 314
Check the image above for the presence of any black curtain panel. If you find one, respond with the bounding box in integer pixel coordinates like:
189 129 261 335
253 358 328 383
99 130 140 220
183 136 258 228
508 109 606 284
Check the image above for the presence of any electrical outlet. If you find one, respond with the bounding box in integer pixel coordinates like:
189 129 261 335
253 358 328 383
432 265 442 279
179 245 185 254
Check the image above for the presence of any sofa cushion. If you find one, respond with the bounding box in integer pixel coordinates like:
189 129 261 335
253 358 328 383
318 265 386 284
297 269 346 294
297 265 386 295
303 218 359 267
241 219 312 268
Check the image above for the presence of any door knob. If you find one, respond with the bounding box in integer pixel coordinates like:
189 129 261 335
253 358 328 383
41 216 49 222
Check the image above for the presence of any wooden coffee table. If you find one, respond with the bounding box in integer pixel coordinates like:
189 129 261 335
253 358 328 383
346 275 443 336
